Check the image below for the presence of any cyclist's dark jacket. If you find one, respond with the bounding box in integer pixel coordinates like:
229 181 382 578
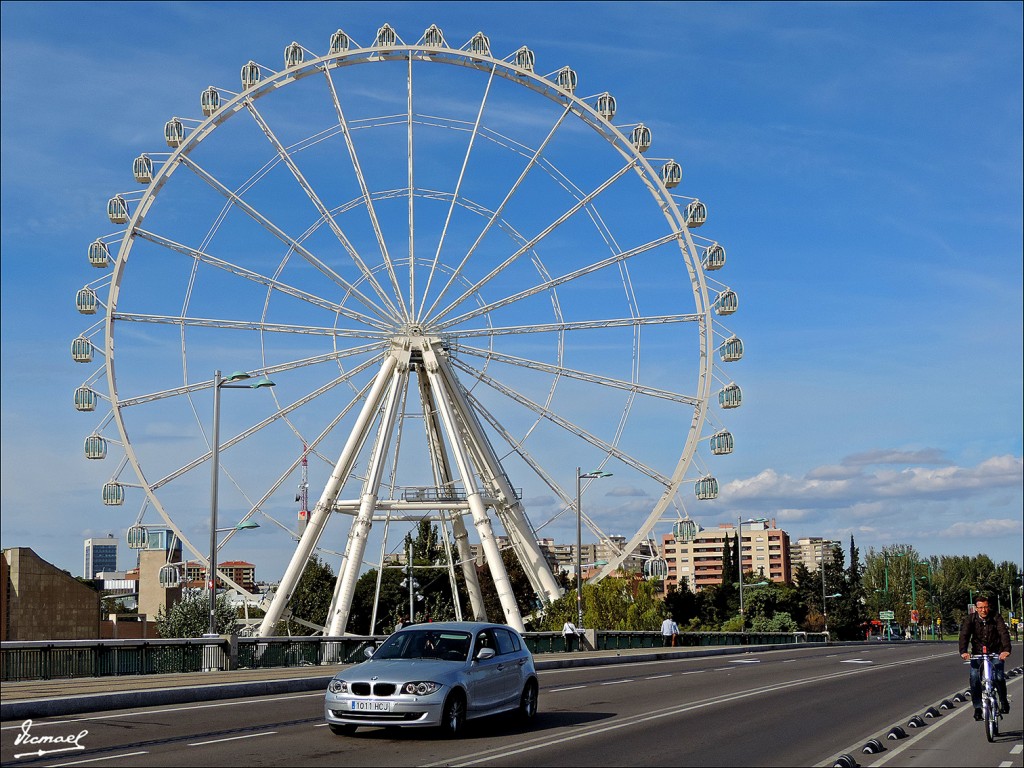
959 610 1012 656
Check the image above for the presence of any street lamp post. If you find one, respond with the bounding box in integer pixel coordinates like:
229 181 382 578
575 468 612 631
207 369 274 637
737 517 768 632
894 551 918 638
880 551 892 639
917 560 933 638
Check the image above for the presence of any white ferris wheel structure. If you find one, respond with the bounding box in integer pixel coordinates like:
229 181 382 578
74 23 744 635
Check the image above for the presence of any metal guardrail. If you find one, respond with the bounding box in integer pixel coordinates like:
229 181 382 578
0 631 822 682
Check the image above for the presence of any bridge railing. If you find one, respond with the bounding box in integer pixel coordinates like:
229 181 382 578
0 631 824 682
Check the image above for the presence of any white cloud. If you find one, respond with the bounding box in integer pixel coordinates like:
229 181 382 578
938 518 1023 540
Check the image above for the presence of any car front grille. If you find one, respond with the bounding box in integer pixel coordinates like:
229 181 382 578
350 682 398 696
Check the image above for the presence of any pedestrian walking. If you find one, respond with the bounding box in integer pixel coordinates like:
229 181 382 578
661 616 679 647
562 619 579 652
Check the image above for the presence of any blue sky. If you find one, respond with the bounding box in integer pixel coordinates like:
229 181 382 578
2 1 1021 582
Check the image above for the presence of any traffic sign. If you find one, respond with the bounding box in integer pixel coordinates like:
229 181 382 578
880 610 895 620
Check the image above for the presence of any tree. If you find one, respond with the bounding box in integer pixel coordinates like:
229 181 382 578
155 588 237 638
664 580 700 626
831 536 869 641
347 522 468 633
477 547 542 626
751 612 799 632
278 555 335 635
348 566 405 634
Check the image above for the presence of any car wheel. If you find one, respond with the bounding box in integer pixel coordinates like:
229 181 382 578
440 691 466 738
518 679 539 725
329 723 356 736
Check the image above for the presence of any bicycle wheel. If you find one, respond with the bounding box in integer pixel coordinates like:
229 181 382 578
985 698 998 741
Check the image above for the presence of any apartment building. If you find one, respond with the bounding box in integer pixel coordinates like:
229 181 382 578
661 519 791 593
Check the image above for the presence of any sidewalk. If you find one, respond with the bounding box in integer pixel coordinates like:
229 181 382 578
0 643 797 722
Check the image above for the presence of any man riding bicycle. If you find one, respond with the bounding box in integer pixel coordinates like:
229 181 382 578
959 594 1011 720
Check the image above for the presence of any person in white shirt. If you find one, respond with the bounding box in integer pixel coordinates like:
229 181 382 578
661 616 679 647
562 620 579 652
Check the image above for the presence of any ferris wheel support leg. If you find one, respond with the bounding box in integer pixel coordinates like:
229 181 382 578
468 492 523 631
417 369 486 621
327 493 378 635
328 360 408 636
423 355 523 631
429 344 562 604
257 353 400 638
451 512 487 621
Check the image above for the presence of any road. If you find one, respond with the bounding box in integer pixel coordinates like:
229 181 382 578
2 644 1021 767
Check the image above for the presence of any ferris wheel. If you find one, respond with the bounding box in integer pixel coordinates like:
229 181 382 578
74 23 743 635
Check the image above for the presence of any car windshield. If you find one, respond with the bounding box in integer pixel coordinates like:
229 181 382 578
373 630 472 662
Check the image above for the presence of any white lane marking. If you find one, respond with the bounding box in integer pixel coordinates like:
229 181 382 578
428 653 952 767
729 659 760 664
840 659 873 665
44 752 148 766
998 762 1011 767
188 731 276 747
0 692 323 731
549 685 586 692
782 659 796 663
600 679 635 686
645 674 673 680
1011 744 1023 754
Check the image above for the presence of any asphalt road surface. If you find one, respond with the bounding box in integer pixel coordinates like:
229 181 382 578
2 643 1021 767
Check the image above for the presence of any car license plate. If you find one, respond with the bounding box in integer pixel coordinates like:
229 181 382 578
350 700 392 712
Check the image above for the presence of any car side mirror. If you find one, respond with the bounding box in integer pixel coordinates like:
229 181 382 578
364 646 374 659
476 647 496 661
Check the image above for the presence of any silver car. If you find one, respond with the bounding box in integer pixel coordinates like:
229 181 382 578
324 621 539 737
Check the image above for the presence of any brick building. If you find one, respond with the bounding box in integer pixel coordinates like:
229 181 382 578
1 547 100 640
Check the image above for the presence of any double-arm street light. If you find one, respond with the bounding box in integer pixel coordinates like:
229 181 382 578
818 541 840 635
207 369 274 637
737 517 768 632
575 468 612 630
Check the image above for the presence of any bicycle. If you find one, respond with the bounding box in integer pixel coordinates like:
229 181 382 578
969 650 1002 742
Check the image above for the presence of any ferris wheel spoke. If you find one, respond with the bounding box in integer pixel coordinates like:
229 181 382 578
453 312 702 338
110 311 392 340
150 356 384 492
177 155 396 323
115 344 383 408
438 230 684 331
406 55 415 318
456 344 701 406
427 159 639 327
241 100 406 320
219 377 382 542
134 228 390 331
422 106 572 323
452 358 669 486
465 391 607 542
322 69 407 321
418 65 498 322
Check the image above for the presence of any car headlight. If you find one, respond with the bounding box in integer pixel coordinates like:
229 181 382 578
402 681 441 695
328 679 349 694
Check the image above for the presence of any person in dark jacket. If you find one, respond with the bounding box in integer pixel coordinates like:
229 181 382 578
959 594 1012 720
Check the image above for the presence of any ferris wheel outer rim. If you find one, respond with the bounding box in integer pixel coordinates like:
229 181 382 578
94 30 726 588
